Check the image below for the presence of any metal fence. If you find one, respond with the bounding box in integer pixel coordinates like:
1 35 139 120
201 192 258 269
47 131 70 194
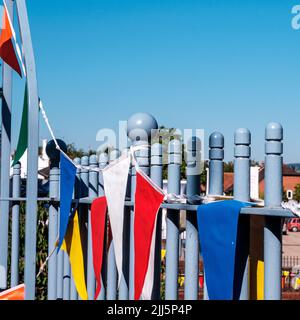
283 256 300 269
1 114 295 300
0 0 295 301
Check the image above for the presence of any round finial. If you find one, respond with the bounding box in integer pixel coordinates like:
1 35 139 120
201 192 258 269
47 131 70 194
89 155 98 165
209 132 224 149
266 122 283 141
46 139 67 162
127 113 158 143
235 128 251 145
99 153 109 165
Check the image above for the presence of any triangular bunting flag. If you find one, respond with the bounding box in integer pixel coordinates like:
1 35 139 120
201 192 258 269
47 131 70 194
134 170 164 300
62 211 88 301
0 284 25 300
12 84 28 167
58 153 77 251
103 155 131 286
197 200 250 300
0 2 22 77
91 197 108 300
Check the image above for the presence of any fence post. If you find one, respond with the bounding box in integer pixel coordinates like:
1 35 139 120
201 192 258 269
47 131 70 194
79 156 89 300
63 249 71 300
87 155 98 300
165 139 182 300
204 132 224 300
208 132 224 196
98 153 109 300
150 143 163 299
11 162 21 288
234 128 251 300
185 137 201 300
47 149 60 300
127 113 157 300
0 0 13 291
264 123 283 300
16 0 40 300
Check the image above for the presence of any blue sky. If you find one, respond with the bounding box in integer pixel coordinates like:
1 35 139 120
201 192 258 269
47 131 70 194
10 0 300 162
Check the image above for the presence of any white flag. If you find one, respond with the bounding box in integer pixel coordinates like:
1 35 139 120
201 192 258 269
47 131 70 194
103 155 131 286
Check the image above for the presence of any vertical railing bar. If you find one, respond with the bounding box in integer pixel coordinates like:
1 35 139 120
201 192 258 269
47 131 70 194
165 139 181 300
98 152 109 300
150 143 163 300
264 123 283 300
11 162 21 287
87 155 98 300
185 137 201 300
0 0 14 291
47 155 60 300
204 132 224 300
234 128 251 300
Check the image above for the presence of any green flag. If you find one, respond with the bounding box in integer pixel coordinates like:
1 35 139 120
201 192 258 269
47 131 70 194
12 84 28 167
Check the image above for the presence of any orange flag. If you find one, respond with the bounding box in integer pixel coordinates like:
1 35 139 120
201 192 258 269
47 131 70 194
0 3 22 76
0 284 25 300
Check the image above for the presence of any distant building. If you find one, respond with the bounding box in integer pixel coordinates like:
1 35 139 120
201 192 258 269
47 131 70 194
10 139 49 180
288 163 300 174
223 164 300 198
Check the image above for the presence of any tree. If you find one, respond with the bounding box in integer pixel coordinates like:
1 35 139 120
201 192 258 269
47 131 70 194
294 184 300 202
7 202 48 300
67 143 97 159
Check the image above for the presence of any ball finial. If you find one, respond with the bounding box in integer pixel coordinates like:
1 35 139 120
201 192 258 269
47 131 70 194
127 113 158 143
209 132 224 149
46 139 68 162
266 122 283 141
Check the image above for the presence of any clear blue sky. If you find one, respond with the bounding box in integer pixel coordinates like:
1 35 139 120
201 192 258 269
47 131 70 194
10 0 300 162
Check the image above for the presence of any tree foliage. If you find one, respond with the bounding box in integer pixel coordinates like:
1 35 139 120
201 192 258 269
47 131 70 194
294 184 300 202
7 202 49 300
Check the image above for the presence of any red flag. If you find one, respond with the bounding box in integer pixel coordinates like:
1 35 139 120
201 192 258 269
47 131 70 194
0 284 25 300
134 170 164 300
91 197 107 300
0 4 22 76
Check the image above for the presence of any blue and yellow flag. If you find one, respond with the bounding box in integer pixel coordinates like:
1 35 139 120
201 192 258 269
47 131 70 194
62 211 88 300
58 152 77 251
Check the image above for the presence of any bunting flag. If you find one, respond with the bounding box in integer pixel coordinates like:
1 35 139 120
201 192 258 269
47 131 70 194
0 284 25 300
91 196 108 300
134 170 164 300
12 84 28 167
61 211 88 301
197 200 250 300
58 152 77 251
0 1 22 77
103 155 131 286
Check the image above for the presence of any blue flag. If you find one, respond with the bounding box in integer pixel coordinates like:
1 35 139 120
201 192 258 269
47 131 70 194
197 200 250 300
58 153 77 251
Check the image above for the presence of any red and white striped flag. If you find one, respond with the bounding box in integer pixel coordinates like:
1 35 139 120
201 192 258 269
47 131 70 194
134 169 165 300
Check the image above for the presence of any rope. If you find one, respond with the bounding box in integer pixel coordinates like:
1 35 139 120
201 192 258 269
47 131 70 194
36 239 58 279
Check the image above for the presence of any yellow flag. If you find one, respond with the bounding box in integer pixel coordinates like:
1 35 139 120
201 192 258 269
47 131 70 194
62 211 88 300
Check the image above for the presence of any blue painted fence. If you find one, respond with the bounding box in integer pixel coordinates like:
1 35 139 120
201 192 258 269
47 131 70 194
0 1 294 301
0 111 295 300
